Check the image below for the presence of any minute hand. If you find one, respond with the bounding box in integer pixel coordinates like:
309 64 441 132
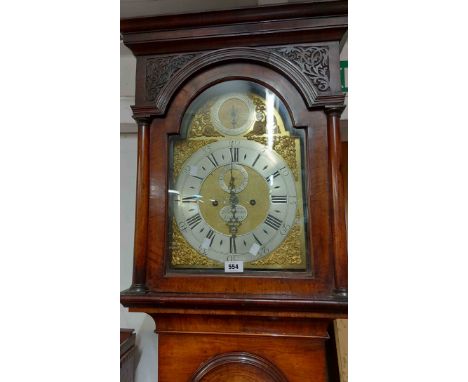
226 167 241 236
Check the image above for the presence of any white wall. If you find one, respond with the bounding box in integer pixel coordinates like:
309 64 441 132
120 134 136 291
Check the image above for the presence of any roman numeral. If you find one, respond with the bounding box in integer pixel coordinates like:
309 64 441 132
230 236 237 253
207 154 219 168
271 195 287 203
206 229 216 247
265 167 285 181
252 233 263 246
230 147 239 162
264 214 282 230
186 213 202 229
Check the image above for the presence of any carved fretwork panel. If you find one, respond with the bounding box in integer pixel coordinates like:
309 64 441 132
145 53 200 101
269 45 330 92
143 44 332 104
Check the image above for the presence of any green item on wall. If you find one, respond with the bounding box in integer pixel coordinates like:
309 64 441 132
340 60 348 93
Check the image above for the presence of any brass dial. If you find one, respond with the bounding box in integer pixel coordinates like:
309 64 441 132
199 164 270 236
173 139 297 263
210 93 255 136
169 80 308 270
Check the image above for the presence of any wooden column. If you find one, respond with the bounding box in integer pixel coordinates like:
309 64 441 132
129 117 151 293
325 106 348 297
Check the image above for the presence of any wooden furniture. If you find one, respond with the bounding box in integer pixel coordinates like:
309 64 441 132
121 2 347 381
121 329 136 382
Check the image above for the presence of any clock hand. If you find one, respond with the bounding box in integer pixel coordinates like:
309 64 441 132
230 142 235 186
230 105 238 129
226 145 241 237
227 174 240 236
227 192 240 252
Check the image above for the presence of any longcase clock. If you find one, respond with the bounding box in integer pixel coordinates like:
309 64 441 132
121 2 348 381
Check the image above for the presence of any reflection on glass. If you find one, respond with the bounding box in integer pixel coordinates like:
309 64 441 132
167 80 309 272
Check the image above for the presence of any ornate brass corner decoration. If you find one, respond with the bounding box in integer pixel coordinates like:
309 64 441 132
170 220 221 268
248 223 304 267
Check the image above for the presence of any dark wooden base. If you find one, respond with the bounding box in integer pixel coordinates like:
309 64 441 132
150 312 335 382
120 329 136 382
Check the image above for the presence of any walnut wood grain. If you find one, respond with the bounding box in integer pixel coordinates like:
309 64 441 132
133 44 344 112
121 292 347 316
143 47 321 112
192 352 288 382
121 2 347 56
342 141 348 226
129 119 151 293
325 106 348 296
121 1 347 33
153 313 330 339
156 318 329 382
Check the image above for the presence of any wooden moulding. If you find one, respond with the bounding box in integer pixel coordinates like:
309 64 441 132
191 352 289 382
120 329 136 382
121 2 348 55
121 292 347 318
132 46 345 114
127 119 151 294
152 313 331 338
156 316 331 382
325 106 348 297
121 1 348 33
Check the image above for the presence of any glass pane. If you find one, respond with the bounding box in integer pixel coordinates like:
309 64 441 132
167 80 309 272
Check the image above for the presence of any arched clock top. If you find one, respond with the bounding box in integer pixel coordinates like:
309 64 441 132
141 62 328 133
138 45 344 118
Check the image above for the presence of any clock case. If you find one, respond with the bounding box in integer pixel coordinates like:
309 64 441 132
121 2 347 381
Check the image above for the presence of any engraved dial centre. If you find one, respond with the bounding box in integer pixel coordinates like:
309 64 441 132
197 153 270 237
219 204 248 223
218 164 248 193
173 138 300 264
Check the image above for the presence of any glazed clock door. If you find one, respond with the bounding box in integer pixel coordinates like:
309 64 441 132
167 80 309 273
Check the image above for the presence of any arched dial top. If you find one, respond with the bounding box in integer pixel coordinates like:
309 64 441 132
168 80 308 271
174 140 297 263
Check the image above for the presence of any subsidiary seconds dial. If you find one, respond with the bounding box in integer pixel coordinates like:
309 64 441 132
174 140 297 263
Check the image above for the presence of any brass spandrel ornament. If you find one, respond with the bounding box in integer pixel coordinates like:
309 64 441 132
248 223 304 267
187 102 223 138
173 139 214 180
168 80 309 271
170 219 221 268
